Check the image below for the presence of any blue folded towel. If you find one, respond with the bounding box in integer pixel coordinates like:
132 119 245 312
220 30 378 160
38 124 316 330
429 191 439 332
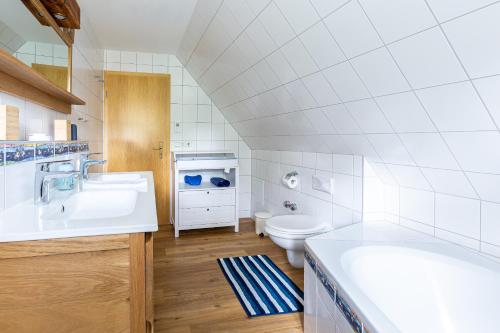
184 175 202 185
210 177 230 187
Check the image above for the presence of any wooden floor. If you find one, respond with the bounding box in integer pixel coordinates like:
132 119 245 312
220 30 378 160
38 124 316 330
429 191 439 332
153 220 304 333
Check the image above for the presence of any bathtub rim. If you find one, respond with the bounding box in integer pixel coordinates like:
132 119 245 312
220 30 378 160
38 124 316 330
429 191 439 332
305 224 500 333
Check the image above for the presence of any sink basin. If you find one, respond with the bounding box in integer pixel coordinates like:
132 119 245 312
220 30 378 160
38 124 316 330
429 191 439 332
41 190 138 221
83 173 147 192
90 173 142 182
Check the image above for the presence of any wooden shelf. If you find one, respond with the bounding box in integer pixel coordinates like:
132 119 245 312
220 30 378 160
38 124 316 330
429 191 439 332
0 49 84 114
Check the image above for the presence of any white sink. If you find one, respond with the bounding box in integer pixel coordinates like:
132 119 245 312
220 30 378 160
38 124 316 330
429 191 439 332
41 190 138 221
83 173 148 192
90 173 142 182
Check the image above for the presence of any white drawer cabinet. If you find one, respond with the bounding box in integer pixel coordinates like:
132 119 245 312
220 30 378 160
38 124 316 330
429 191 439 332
179 189 236 208
179 206 235 226
171 152 239 238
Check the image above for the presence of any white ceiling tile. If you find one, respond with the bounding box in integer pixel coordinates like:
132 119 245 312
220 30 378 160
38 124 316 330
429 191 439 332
323 1 382 58
254 59 281 89
303 108 337 134
467 172 500 203
421 168 478 198
400 132 459 169
266 50 297 84
367 133 415 165
300 22 346 69
443 3 500 78
481 201 500 246
323 62 370 102
274 0 320 34
376 92 436 133
285 80 318 109
309 0 350 18
283 111 316 135
351 47 410 96
281 38 319 77
443 131 500 174
474 75 500 128
241 68 266 95
387 164 433 191
399 187 435 225
426 0 497 22
217 3 244 41
301 72 340 106
246 19 278 57
435 194 480 239
235 33 263 69
416 81 496 131
258 2 295 47
346 99 393 133
225 0 257 29
359 0 436 43
245 0 272 15
272 86 299 112
321 134 352 154
341 134 381 160
323 105 362 134
389 27 467 89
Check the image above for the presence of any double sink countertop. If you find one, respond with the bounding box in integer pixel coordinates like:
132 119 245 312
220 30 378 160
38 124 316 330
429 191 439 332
0 171 158 242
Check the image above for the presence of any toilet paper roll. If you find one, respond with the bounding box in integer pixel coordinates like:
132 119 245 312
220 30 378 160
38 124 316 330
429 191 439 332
282 175 298 189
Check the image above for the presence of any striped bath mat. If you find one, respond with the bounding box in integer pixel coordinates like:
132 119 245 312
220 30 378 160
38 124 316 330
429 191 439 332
217 255 304 317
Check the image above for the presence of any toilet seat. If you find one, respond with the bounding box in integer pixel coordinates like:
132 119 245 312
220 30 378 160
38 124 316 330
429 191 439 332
264 215 331 267
265 215 330 239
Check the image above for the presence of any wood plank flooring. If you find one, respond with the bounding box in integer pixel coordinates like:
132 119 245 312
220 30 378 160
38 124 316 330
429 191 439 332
153 220 304 333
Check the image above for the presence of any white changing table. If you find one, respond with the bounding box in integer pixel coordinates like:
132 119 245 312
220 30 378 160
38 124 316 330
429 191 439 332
171 152 239 238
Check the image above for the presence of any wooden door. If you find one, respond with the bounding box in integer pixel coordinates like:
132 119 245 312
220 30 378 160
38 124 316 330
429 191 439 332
104 71 170 225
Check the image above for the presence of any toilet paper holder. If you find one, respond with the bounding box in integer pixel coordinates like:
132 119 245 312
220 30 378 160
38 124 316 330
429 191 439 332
282 171 299 189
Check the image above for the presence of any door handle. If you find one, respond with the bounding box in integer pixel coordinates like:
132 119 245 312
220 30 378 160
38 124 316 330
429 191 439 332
152 141 163 159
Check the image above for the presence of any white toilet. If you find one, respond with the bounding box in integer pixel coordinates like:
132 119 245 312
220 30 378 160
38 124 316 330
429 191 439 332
265 214 331 268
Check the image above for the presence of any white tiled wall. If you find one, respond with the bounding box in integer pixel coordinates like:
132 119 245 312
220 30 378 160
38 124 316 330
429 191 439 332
252 150 362 228
15 41 68 67
364 157 500 258
178 1 500 255
0 22 25 54
0 13 104 210
104 50 251 217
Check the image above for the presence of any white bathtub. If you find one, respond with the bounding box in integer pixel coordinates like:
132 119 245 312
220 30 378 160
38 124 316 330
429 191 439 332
305 222 500 333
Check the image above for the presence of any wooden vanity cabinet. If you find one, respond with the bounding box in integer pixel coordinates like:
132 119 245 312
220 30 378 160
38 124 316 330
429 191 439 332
0 232 154 333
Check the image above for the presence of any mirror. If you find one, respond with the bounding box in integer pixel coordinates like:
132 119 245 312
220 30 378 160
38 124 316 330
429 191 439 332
0 0 71 91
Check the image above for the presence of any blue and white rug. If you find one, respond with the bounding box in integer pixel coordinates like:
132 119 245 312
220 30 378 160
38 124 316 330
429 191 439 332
217 255 304 317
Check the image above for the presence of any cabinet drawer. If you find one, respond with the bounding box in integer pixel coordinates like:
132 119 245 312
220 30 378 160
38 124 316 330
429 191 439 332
179 206 235 226
179 189 235 208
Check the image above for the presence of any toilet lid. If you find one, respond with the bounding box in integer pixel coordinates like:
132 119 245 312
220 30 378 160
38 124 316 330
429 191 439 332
266 215 329 235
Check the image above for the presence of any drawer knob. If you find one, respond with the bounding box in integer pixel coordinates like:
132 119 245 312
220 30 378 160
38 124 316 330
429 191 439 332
206 208 210 211
206 191 210 194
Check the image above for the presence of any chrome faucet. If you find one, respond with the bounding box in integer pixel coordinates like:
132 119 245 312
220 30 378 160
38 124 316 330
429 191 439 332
35 161 81 204
283 200 298 211
79 153 107 179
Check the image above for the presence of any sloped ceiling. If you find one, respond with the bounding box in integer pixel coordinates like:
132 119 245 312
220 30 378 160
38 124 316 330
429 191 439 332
79 0 197 53
178 0 500 197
